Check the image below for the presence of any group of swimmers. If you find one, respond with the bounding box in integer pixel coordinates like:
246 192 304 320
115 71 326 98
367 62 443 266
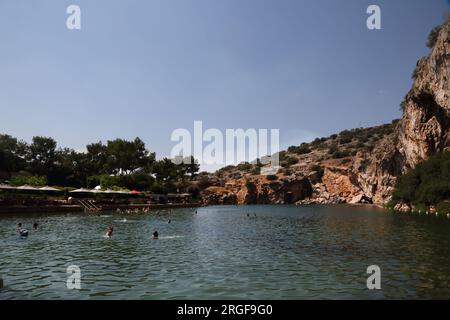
17 222 39 237
116 208 151 214
104 225 159 239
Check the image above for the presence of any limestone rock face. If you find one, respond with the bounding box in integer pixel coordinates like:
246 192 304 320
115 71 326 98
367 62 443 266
199 18 450 206
398 20 450 168
359 17 450 204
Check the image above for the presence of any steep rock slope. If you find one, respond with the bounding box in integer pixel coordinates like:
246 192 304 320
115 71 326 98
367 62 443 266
199 18 450 206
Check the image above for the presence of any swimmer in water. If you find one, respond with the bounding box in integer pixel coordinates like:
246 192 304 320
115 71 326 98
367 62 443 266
168 219 171 224
33 223 38 230
152 231 159 239
19 228 29 237
106 226 114 238
17 223 22 229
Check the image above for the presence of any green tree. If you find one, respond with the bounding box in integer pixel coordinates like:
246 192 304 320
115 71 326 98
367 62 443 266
86 142 109 176
105 137 155 175
0 134 27 177
27 136 57 176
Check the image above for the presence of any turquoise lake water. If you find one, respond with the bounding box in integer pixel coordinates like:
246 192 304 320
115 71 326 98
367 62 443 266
1 205 450 299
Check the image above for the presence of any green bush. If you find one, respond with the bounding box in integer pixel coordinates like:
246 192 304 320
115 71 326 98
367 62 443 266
311 138 322 146
310 164 324 179
427 25 441 48
412 203 428 213
339 130 354 144
328 144 338 155
392 152 450 206
332 150 350 159
150 181 167 194
437 201 450 214
100 175 121 188
288 143 311 155
10 175 47 187
237 162 253 172
281 156 299 168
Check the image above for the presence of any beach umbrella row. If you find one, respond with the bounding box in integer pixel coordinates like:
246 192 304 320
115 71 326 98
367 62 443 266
0 184 143 195
69 188 132 195
0 184 63 192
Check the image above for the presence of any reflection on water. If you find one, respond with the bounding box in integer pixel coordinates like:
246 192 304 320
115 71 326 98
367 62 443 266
0 205 450 299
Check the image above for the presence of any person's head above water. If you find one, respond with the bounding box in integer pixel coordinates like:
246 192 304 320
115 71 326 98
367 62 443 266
17 223 22 228
33 223 38 230
152 230 159 239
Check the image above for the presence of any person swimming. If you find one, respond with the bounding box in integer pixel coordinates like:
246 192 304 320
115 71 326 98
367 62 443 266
105 226 114 238
168 219 171 224
19 228 29 237
17 223 22 229
152 231 159 239
33 223 38 230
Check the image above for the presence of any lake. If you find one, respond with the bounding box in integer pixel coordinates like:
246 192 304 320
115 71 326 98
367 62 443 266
1 205 450 299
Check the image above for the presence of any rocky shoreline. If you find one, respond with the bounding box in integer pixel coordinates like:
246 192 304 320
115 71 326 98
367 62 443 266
198 17 450 208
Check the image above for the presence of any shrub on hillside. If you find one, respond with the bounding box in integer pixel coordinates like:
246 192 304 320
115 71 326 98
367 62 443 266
427 25 441 48
281 156 299 168
237 162 253 172
392 152 450 206
310 164 324 179
332 150 350 159
288 143 311 155
339 130 354 144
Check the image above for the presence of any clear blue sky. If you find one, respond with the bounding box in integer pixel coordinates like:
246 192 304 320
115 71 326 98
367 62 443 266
0 0 448 170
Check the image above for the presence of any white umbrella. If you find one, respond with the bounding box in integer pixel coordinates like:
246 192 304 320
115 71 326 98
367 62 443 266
0 184 16 190
16 185 40 191
39 186 62 192
69 188 91 193
103 189 121 194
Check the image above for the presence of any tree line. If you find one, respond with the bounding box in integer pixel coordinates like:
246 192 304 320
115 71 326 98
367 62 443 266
0 134 200 193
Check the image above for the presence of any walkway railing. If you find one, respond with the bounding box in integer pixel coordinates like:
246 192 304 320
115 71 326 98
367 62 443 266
77 199 101 213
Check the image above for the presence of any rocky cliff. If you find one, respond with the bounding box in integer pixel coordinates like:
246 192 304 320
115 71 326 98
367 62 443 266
199 18 450 206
